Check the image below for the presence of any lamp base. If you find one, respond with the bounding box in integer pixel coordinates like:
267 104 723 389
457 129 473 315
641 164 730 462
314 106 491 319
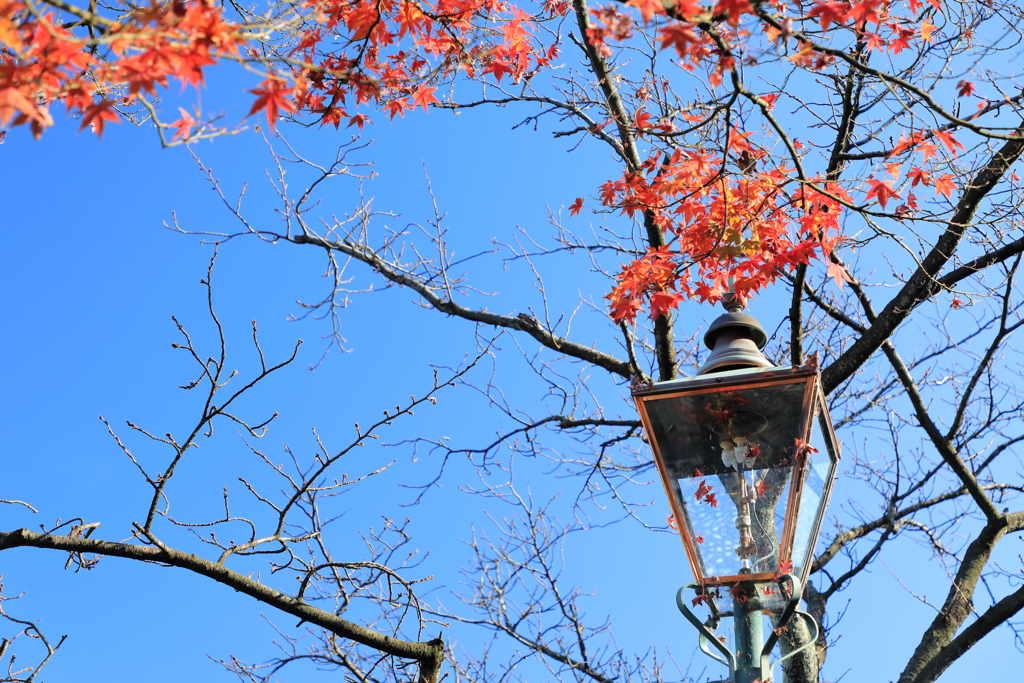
674 575 818 683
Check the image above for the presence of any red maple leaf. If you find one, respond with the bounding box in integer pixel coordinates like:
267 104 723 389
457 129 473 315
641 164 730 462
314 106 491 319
956 80 976 98
755 479 768 496
890 130 924 157
889 28 915 55
849 0 883 25
247 78 296 131
172 50 217 91
933 129 966 156
695 535 705 544
704 492 719 507
627 0 666 24
168 108 195 141
386 97 414 119
633 110 655 130
609 297 643 323
865 179 900 209
412 85 439 112
347 113 371 130
0 86 51 129
658 23 702 58
919 140 939 164
79 101 120 138
569 197 584 216
483 57 515 83
806 1 849 32
907 167 931 187
933 174 957 199
713 0 755 25
649 290 685 319
694 479 713 500
827 261 853 288
920 17 937 43
863 33 889 52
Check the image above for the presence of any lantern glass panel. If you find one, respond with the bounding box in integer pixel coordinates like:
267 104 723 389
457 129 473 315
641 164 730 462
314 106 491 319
642 379 809 581
789 394 840 581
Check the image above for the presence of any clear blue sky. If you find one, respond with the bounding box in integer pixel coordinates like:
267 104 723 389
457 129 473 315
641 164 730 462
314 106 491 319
1 62 1019 682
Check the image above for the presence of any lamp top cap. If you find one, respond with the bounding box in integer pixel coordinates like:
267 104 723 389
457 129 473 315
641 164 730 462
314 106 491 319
703 294 769 351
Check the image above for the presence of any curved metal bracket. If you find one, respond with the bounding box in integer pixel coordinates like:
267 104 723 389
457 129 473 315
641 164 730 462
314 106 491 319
760 573 801 664
676 586 736 672
770 610 819 669
698 633 731 666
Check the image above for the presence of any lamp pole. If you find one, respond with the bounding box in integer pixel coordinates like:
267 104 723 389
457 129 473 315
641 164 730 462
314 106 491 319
633 299 841 683
734 587 764 683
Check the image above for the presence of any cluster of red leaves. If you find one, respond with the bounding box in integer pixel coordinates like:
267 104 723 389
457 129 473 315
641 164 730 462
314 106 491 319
586 6 636 57
292 0 556 130
4 0 974 321
693 478 719 507
605 144 851 321
1 0 246 137
1 0 554 137
3 0 964 143
595 0 971 321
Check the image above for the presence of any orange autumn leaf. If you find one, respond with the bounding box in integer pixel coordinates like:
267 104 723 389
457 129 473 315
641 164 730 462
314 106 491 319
908 167 931 187
627 0 666 24
168 108 195 141
827 261 853 288
933 174 957 198
933 129 966 156
79 101 119 137
865 179 901 209
920 17 937 43
807 1 849 32
247 78 296 131
0 87 51 128
412 85 439 112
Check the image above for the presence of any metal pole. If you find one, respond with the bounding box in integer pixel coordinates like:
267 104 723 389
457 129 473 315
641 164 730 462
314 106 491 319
733 582 767 683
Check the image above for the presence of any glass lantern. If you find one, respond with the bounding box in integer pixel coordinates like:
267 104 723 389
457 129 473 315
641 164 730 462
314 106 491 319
634 362 840 596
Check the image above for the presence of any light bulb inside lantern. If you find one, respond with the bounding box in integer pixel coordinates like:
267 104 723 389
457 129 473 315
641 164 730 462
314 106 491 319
720 439 736 469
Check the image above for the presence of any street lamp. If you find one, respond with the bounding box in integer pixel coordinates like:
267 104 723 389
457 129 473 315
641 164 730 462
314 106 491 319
633 299 840 683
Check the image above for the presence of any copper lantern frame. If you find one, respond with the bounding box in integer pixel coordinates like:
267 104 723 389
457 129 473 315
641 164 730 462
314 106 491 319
633 362 840 590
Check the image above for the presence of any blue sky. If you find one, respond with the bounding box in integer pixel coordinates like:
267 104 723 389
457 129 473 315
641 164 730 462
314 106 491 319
2 57 1021 683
